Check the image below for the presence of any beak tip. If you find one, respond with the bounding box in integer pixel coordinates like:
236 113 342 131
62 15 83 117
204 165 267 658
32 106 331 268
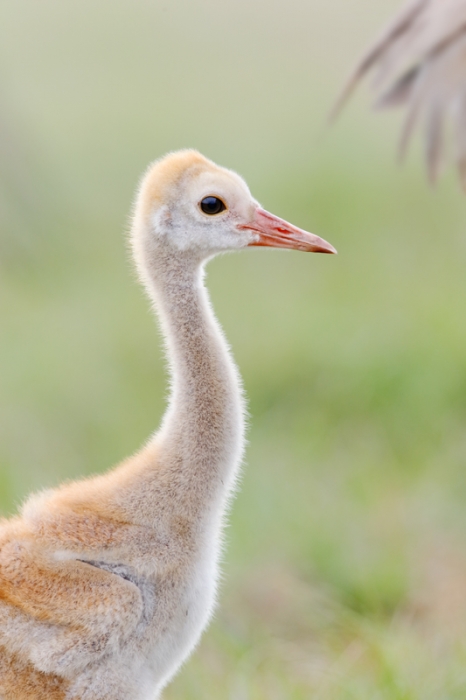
314 241 338 255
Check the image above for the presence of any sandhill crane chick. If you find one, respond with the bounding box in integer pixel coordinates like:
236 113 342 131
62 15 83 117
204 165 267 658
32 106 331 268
0 150 336 700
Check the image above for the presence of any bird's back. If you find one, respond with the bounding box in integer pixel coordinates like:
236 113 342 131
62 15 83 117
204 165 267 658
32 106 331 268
0 649 67 700
0 450 221 700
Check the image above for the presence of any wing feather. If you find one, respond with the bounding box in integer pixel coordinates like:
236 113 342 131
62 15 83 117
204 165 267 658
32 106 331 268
334 0 466 185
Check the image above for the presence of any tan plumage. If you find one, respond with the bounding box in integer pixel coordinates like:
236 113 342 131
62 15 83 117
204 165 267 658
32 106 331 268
333 0 466 186
0 150 335 699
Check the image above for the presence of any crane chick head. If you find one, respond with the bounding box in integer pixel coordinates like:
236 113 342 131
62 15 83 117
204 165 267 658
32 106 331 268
131 150 336 271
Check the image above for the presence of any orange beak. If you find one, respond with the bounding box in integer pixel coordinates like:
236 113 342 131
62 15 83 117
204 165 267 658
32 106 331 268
239 207 337 254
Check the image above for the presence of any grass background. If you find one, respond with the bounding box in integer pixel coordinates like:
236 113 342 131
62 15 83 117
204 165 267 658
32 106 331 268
1 0 466 697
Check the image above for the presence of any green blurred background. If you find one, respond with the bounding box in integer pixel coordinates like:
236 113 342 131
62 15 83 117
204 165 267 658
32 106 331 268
2 1 466 697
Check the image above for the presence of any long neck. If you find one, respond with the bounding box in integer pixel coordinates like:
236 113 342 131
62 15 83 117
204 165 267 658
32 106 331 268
147 251 245 510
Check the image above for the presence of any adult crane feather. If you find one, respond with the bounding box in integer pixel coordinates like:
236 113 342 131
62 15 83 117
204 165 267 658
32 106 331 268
333 0 466 187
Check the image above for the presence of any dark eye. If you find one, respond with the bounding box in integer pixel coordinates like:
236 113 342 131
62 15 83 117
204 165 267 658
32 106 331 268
200 196 226 215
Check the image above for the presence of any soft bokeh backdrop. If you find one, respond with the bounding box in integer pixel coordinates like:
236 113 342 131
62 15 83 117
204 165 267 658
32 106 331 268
1 1 466 697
